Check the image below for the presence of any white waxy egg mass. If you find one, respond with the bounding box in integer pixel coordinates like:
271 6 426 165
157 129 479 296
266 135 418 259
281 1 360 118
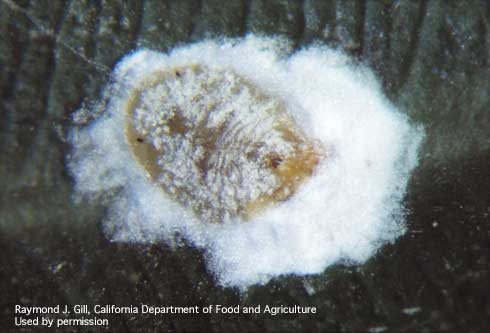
68 36 423 288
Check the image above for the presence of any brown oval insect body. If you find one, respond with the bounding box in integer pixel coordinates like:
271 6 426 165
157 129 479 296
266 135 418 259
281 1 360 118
125 65 324 223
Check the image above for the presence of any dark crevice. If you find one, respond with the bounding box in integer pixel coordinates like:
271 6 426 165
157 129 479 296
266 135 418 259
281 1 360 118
130 0 144 49
392 0 428 96
477 12 488 68
91 0 103 61
240 0 251 37
113 3 123 36
28 0 70 188
135 0 146 48
45 0 112 77
76 0 109 101
355 0 366 59
382 1 394 91
331 0 337 44
2 24 28 101
487 0 490 21
17 0 94 189
295 0 306 49
1 0 32 145
190 0 203 39
42 0 70 120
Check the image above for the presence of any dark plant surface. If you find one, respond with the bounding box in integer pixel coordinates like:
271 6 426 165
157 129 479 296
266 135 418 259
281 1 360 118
1 1 489 331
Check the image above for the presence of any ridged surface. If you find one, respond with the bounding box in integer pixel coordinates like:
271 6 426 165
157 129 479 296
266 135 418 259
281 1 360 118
1 1 489 331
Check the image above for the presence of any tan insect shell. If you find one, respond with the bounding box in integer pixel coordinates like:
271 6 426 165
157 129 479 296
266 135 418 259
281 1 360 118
125 64 321 223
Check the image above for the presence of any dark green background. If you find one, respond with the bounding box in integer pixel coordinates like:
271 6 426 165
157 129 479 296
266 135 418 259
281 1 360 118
1 1 489 331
